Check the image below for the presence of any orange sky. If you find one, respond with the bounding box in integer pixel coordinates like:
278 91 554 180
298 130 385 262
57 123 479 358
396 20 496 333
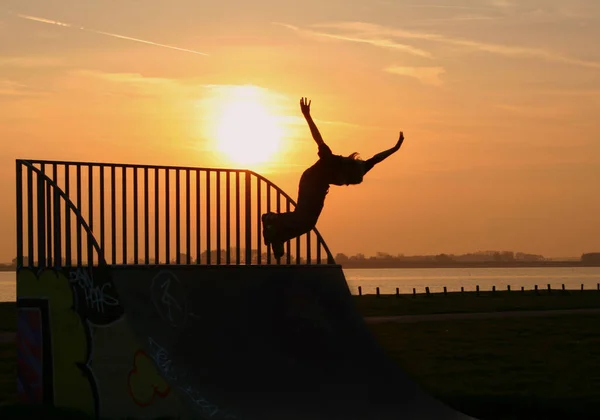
1 0 599 262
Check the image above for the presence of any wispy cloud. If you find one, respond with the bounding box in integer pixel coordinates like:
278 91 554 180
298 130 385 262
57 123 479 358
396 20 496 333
78 70 177 86
488 0 513 8
496 104 572 118
384 66 445 86
412 15 498 24
0 56 64 68
281 21 600 70
402 4 495 11
538 89 600 97
0 80 48 97
13 13 209 56
271 22 433 59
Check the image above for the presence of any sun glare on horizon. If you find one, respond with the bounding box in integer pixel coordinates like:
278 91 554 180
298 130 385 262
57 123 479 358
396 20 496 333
205 85 284 168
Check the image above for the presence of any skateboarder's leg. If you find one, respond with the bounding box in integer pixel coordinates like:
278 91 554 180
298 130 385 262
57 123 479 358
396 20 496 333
262 210 318 259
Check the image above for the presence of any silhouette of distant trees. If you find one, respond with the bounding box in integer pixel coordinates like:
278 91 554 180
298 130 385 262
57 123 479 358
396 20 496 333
1 250 599 269
582 253 600 264
335 250 545 265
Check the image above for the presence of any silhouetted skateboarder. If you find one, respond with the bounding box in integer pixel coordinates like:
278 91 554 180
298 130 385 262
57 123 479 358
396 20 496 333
262 97 405 260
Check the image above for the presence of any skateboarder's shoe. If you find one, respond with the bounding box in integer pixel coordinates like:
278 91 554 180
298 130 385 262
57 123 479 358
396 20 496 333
261 212 277 246
271 239 285 260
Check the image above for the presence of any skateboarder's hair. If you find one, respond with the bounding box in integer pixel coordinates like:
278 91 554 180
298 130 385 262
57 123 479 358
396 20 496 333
332 153 366 185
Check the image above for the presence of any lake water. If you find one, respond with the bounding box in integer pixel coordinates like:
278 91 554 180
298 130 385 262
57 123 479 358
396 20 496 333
2 267 599 302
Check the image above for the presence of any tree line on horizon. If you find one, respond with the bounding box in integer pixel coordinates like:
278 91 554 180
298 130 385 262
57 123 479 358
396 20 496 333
2 251 599 268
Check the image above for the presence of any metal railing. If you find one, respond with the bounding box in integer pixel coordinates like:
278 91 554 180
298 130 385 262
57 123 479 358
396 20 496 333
15 159 336 268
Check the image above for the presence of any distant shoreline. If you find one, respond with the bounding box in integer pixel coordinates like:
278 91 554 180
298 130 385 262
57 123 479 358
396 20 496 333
0 261 598 271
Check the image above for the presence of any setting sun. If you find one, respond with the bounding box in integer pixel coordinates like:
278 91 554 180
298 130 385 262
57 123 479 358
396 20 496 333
206 85 284 167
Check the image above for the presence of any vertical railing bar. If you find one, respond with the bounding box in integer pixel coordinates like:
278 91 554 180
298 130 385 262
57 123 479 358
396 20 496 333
111 166 116 265
276 192 281 265
87 165 93 266
306 229 311 265
154 168 159 264
144 167 149 265
122 166 127 264
266 185 271 264
289 201 294 265
15 162 23 268
186 169 191 265
37 164 46 268
235 172 240 264
244 172 251 265
27 164 35 267
26 165 34 267
88 165 94 232
226 172 231 265
256 178 261 265
45 165 52 267
176 169 181 264
316 237 322 265
196 170 200 264
217 171 223 265
65 164 71 266
100 165 105 260
53 185 61 268
133 167 139 264
206 171 211 265
165 169 170 264
76 164 82 267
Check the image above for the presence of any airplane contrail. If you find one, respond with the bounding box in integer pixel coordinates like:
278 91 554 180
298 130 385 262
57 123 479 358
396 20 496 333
14 12 209 56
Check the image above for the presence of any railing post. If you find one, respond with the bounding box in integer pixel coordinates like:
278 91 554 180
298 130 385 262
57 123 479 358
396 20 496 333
37 165 46 268
185 169 191 265
165 168 170 264
256 177 261 264
134 167 139 265
111 165 116 265
235 172 240 264
265 184 271 264
144 167 149 264
100 165 105 261
226 172 231 265
87 165 93 266
27 165 34 268
245 171 251 265
206 170 211 264
77 164 82 266
216 171 222 264
175 169 181 264
15 161 23 268
155 168 160 264
195 169 200 264
53 187 62 268
46 167 53 267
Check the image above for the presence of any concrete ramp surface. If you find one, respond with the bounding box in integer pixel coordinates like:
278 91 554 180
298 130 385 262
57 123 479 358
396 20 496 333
16 264 474 420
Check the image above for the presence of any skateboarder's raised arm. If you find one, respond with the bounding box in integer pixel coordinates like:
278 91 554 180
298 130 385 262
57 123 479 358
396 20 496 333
300 97 326 148
364 131 405 174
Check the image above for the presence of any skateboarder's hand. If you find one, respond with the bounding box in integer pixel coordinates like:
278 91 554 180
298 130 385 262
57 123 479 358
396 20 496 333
300 97 311 116
395 131 404 150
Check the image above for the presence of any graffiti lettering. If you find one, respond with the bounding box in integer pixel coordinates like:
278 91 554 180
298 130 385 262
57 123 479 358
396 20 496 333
150 271 188 328
147 337 180 382
69 268 119 314
179 384 222 417
160 278 183 323
147 337 237 419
